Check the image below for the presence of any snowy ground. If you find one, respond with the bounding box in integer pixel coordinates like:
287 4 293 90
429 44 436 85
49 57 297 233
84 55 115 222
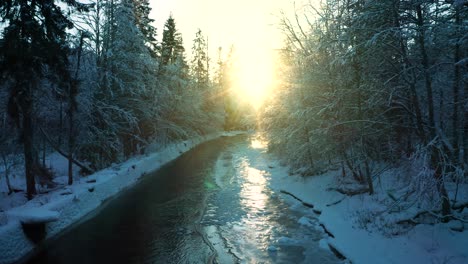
0 131 243 264
267 161 468 263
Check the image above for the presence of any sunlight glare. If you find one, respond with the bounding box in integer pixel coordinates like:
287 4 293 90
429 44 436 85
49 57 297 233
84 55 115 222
239 159 267 209
234 50 276 110
250 138 268 149
250 132 268 149
152 0 289 111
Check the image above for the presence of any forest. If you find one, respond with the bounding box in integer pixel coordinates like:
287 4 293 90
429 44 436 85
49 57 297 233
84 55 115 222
1 0 468 263
262 0 468 221
0 0 467 225
0 0 467 222
0 0 256 200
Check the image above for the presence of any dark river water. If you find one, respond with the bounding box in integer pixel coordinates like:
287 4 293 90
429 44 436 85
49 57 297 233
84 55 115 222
25 134 338 264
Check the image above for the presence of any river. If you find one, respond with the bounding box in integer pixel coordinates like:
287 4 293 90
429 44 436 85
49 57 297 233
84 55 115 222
25 134 338 264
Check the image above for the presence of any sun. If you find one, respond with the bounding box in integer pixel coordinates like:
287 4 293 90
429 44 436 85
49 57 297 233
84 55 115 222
233 50 276 110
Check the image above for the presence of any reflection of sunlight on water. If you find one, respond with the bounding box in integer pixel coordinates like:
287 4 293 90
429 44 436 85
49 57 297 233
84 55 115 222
244 166 266 185
239 159 267 214
237 157 271 261
250 134 268 149
250 139 267 149
204 136 339 264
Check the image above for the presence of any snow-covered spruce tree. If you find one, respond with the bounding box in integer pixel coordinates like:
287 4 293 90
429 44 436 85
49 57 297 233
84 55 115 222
191 29 219 112
190 29 210 91
82 0 158 167
214 47 224 90
157 54 204 142
160 15 185 67
106 0 159 156
132 0 158 57
157 22 221 141
154 15 190 142
0 0 89 199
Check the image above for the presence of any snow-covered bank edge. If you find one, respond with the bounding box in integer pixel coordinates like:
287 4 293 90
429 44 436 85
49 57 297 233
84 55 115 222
0 131 244 264
268 165 468 264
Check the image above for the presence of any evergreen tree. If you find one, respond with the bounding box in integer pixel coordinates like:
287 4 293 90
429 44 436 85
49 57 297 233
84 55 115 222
90 0 158 162
214 47 224 88
160 15 185 66
132 0 158 57
190 29 210 90
0 0 89 199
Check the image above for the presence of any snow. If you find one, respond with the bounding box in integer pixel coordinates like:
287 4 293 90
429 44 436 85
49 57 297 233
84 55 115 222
7 208 59 224
298 216 315 228
267 245 278 252
0 131 243 264
319 238 330 251
268 162 468 264
276 236 299 246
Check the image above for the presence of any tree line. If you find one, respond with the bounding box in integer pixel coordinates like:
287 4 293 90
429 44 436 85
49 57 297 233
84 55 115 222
0 0 238 199
262 0 467 221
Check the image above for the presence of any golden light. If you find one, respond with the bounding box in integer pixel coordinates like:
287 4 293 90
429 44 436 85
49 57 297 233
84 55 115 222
231 50 276 110
250 133 268 149
152 0 291 111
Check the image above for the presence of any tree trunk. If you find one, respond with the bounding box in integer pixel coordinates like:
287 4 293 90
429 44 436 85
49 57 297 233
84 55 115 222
364 159 374 195
67 32 85 185
59 101 63 147
68 104 73 185
22 86 36 200
42 136 46 168
416 4 436 138
431 148 451 222
452 5 462 165
5 169 13 195
414 4 451 220
393 2 425 143
341 161 346 178
1 156 13 195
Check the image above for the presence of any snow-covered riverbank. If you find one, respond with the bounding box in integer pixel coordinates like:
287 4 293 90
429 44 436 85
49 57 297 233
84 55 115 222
0 131 243 264
268 163 468 264
213 135 468 263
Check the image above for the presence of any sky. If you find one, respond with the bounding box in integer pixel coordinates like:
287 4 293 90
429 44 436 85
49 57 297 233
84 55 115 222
149 0 311 106
150 0 299 58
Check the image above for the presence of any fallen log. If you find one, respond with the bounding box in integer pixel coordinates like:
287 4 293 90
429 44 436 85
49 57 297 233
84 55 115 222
319 223 335 238
328 243 346 260
280 190 314 208
396 210 435 226
39 127 94 175
12 188 23 193
453 202 468 211
326 197 346 207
